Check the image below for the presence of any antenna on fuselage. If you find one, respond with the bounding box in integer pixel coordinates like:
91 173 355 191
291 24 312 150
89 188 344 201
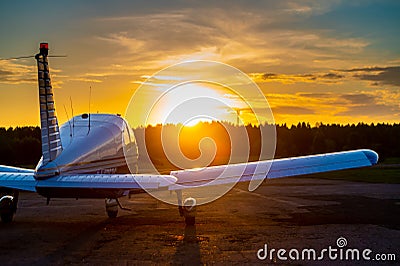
63 104 72 137
69 96 75 136
87 86 92 135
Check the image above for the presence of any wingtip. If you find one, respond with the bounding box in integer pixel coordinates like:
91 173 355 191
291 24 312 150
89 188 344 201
362 149 379 165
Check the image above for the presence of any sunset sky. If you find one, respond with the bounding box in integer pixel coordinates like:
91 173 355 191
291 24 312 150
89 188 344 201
0 0 399 127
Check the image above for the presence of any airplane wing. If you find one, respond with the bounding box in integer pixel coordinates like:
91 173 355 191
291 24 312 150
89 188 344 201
35 174 176 190
168 149 378 190
0 149 378 194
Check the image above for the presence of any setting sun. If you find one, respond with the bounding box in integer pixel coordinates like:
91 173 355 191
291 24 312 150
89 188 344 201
124 61 274 128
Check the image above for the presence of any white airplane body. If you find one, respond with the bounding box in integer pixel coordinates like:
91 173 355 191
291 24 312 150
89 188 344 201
0 43 378 224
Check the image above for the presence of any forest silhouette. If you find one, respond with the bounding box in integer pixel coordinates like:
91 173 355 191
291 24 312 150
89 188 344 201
0 122 399 169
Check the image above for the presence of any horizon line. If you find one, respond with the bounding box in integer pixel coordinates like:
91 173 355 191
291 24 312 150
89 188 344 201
2 120 399 130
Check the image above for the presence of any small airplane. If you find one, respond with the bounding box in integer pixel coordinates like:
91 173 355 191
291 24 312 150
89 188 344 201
0 43 378 225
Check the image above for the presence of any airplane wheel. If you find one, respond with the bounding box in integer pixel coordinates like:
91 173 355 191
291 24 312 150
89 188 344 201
0 195 16 223
105 198 118 218
107 210 118 218
185 216 195 226
183 197 197 225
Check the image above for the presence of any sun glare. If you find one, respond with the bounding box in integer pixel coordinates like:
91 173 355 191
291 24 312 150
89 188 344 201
125 61 274 128
144 82 241 126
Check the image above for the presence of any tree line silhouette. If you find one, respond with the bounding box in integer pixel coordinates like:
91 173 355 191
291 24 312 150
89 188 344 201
0 122 399 167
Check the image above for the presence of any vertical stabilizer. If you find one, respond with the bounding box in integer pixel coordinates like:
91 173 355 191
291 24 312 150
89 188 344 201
35 43 63 164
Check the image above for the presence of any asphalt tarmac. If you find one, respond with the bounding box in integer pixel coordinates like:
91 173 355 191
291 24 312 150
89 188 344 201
0 177 399 265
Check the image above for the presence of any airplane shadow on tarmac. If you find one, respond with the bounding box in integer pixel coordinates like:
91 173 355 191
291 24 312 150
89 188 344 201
172 225 202 265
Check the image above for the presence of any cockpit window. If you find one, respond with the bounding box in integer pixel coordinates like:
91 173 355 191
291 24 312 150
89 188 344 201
124 121 137 146
123 124 131 146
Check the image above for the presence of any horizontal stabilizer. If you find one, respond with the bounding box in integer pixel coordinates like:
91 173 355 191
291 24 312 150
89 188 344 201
0 172 37 192
0 165 34 173
0 168 177 193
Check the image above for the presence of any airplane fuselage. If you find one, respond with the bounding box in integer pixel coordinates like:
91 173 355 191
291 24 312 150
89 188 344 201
35 114 138 179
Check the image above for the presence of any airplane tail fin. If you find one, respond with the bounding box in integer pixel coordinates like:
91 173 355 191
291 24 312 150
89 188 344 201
35 43 63 164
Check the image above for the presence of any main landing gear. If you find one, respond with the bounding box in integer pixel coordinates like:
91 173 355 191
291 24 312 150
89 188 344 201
105 192 198 226
105 198 131 218
176 190 197 226
0 189 19 223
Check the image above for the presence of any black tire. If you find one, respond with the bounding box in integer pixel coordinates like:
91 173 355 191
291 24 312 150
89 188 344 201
107 210 118 218
0 195 16 223
185 216 195 226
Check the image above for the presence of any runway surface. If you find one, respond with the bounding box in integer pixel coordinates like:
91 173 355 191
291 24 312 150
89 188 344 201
0 177 399 265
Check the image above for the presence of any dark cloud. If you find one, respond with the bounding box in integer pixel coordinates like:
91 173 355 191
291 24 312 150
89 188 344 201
340 66 391 72
341 94 375 105
0 65 35 84
335 91 400 117
298 92 332 98
262 66 400 87
355 67 400 86
297 92 343 105
300 74 317 80
339 66 400 86
262 73 277 79
322 73 344 79
0 69 13 76
336 104 397 117
259 71 344 83
272 106 315 115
